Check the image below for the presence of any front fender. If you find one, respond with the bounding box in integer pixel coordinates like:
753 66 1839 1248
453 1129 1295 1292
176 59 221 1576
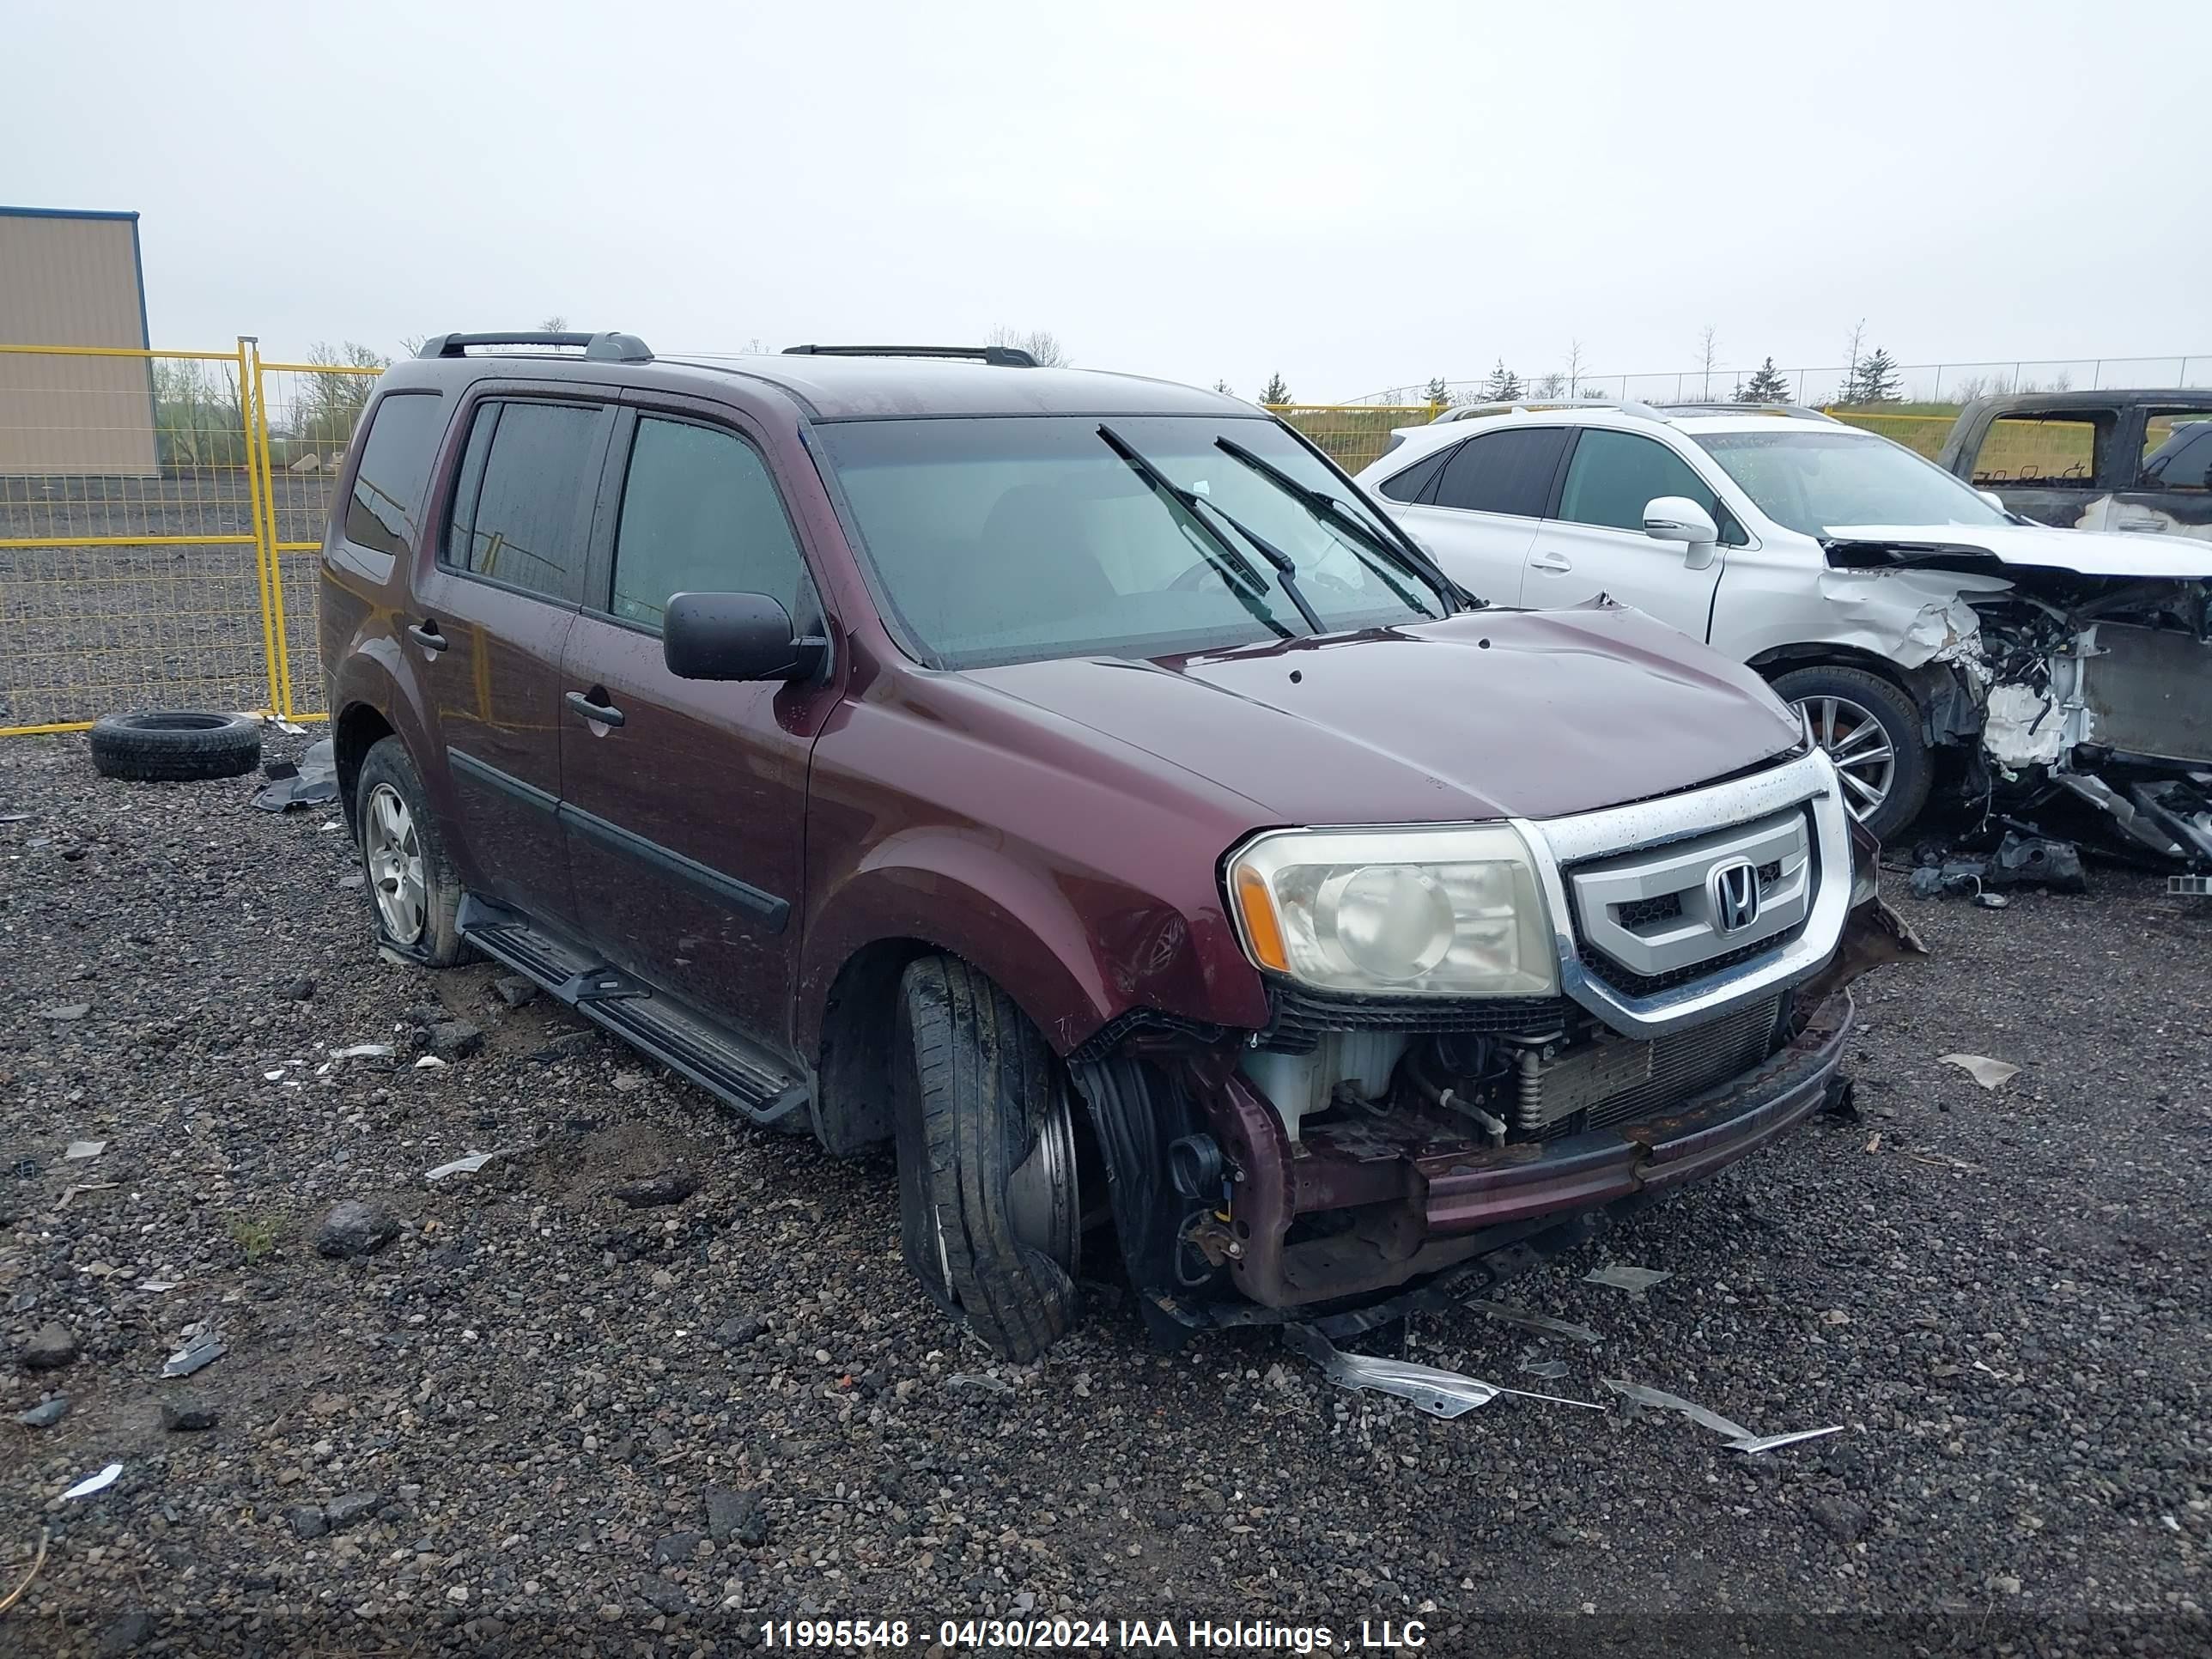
796 824 1264 1061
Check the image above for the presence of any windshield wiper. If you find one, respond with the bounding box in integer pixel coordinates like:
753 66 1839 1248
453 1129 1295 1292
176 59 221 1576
1212 434 1484 611
1096 424 1322 634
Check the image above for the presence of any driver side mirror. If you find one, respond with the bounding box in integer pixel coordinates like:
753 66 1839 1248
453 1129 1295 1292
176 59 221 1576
1643 495 1722 570
664 592 828 683
1977 489 2007 513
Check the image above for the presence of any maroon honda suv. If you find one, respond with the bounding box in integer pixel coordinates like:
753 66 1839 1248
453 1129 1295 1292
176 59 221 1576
320 332 1917 1360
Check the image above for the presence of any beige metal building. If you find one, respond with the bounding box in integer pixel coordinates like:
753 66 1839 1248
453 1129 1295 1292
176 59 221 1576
0 206 157 476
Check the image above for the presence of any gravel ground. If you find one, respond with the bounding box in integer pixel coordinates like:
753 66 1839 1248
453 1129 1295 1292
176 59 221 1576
1 731 2206 1658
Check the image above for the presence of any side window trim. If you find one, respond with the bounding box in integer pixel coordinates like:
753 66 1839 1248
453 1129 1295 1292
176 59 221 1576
433 390 615 609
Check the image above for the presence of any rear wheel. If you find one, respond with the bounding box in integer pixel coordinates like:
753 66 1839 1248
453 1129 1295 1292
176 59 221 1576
355 737 466 966
892 955 1079 1361
1771 664 1931 843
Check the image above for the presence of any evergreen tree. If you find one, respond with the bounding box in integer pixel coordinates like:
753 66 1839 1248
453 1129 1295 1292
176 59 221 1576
1482 359 1523 401
1735 356 1793 404
1854 347 1901 403
1422 376 1450 406
1259 372 1292 404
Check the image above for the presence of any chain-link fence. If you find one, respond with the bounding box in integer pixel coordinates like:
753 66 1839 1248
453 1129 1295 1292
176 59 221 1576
0 340 374 734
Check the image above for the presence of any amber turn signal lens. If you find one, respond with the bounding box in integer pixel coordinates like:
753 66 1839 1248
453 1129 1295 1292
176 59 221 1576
1234 864 1289 972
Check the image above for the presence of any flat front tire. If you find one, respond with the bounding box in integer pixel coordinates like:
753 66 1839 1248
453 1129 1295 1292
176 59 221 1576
355 736 467 967
893 956 1079 1362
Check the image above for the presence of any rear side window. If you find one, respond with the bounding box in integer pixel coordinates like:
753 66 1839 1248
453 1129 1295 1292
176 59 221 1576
343 392 445 556
608 417 806 629
442 400 603 602
1376 446 1452 503
1557 429 1729 536
1431 428 1570 517
1970 410 2113 488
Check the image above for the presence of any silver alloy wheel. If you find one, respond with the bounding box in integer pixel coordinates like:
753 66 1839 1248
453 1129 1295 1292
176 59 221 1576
1795 693 1898 823
362 781 428 945
1004 1079 1082 1275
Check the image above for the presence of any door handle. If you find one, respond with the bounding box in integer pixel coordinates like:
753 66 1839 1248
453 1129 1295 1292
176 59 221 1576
566 690 626 728
1529 551 1572 573
406 619 447 652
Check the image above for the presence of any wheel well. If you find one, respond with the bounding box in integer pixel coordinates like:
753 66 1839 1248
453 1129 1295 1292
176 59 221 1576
332 703 395 831
1746 643 1915 696
811 938 937 1158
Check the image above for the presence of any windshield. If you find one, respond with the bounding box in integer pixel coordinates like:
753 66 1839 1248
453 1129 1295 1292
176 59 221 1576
817 416 1445 669
1692 428 2012 538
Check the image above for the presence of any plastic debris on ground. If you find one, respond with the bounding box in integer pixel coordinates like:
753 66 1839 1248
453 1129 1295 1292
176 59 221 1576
1939 1054 2021 1091
39 1003 91 1021
63 1464 123 1499
1285 1325 1605 1420
252 739 337 811
63 1140 106 1161
1518 1356 1571 1381
1602 1379 1842 1454
161 1333 224 1377
331 1042 395 1061
1583 1264 1674 1297
413 1054 447 1069
1907 831 2088 902
424 1148 511 1182
1470 1301 1602 1346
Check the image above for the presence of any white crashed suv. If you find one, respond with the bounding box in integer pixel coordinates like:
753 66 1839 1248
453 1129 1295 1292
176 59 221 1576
1352 401 2212 856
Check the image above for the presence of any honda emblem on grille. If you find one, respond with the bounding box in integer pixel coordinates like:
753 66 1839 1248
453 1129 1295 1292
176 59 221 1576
1708 857 1761 934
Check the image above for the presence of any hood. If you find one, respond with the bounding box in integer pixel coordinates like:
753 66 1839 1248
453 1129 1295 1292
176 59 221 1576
1824 520 2212 580
963 604 1804 825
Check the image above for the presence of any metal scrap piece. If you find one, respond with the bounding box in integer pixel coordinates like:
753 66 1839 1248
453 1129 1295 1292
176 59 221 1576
1601 1377 1756 1440
1583 1264 1674 1297
1729 1425 1845 1455
1471 1301 1602 1346
1286 1326 1603 1419
161 1334 224 1378
63 1140 106 1161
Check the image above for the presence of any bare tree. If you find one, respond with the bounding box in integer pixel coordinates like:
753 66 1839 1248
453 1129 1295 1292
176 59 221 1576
1564 340 1590 398
1531 371 1567 398
985 326 1071 368
1838 319 1869 403
1697 325 1720 398
540 314 570 335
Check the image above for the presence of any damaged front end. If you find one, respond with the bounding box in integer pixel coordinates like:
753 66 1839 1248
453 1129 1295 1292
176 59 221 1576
1072 750 1923 1342
1826 538 2212 867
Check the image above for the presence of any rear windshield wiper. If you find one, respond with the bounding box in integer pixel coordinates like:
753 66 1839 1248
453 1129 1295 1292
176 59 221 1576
1212 434 1483 611
1096 424 1322 634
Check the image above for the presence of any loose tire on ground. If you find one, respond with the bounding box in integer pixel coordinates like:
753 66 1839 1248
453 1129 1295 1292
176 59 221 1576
355 736 469 967
892 955 1079 1362
1770 664 1932 844
87 712 262 782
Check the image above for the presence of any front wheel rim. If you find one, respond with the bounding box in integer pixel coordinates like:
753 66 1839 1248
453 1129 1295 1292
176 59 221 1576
362 782 428 945
1795 694 1898 823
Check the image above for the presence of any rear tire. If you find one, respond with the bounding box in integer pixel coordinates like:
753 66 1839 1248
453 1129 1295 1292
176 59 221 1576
1771 664 1931 844
893 956 1079 1362
88 711 261 782
355 736 467 967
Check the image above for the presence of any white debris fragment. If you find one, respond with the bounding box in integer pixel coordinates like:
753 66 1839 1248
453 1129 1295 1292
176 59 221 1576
331 1042 396 1060
1603 1378 1754 1440
1939 1054 2021 1091
425 1148 508 1182
1728 1425 1845 1455
1583 1264 1674 1297
63 1463 123 1499
1474 1302 1602 1346
64 1139 107 1161
413 1054 447 1069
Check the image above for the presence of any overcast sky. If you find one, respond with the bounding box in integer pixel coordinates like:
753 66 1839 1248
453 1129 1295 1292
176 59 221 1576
8 0 2208 400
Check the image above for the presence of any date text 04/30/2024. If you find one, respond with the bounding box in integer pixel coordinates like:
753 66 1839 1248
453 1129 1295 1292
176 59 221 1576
757 1618 1429 1650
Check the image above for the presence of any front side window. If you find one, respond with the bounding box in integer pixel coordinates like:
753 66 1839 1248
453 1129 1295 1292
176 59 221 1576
1557 429 1734 538
442 400 603 602
1429 428 1569 517
343 391 445 556
817 416 1444 669
609 417 805 629
1695 428 2010 538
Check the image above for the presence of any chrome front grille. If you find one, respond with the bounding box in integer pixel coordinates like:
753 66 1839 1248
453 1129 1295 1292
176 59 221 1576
1565 806 1813 988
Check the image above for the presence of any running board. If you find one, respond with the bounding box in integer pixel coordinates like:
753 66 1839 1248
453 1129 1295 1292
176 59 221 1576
459 895 809 1127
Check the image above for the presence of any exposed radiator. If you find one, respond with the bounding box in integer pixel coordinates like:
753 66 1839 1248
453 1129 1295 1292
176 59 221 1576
1511 996 1784 1138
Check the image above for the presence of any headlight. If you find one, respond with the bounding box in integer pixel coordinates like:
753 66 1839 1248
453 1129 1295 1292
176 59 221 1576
1227 825 1558 996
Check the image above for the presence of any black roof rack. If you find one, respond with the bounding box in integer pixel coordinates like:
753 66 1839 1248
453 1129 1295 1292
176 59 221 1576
418 331 653 364
781 343 1037 369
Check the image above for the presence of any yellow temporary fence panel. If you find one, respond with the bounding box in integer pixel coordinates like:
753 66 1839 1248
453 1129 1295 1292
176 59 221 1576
0 340 376 734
